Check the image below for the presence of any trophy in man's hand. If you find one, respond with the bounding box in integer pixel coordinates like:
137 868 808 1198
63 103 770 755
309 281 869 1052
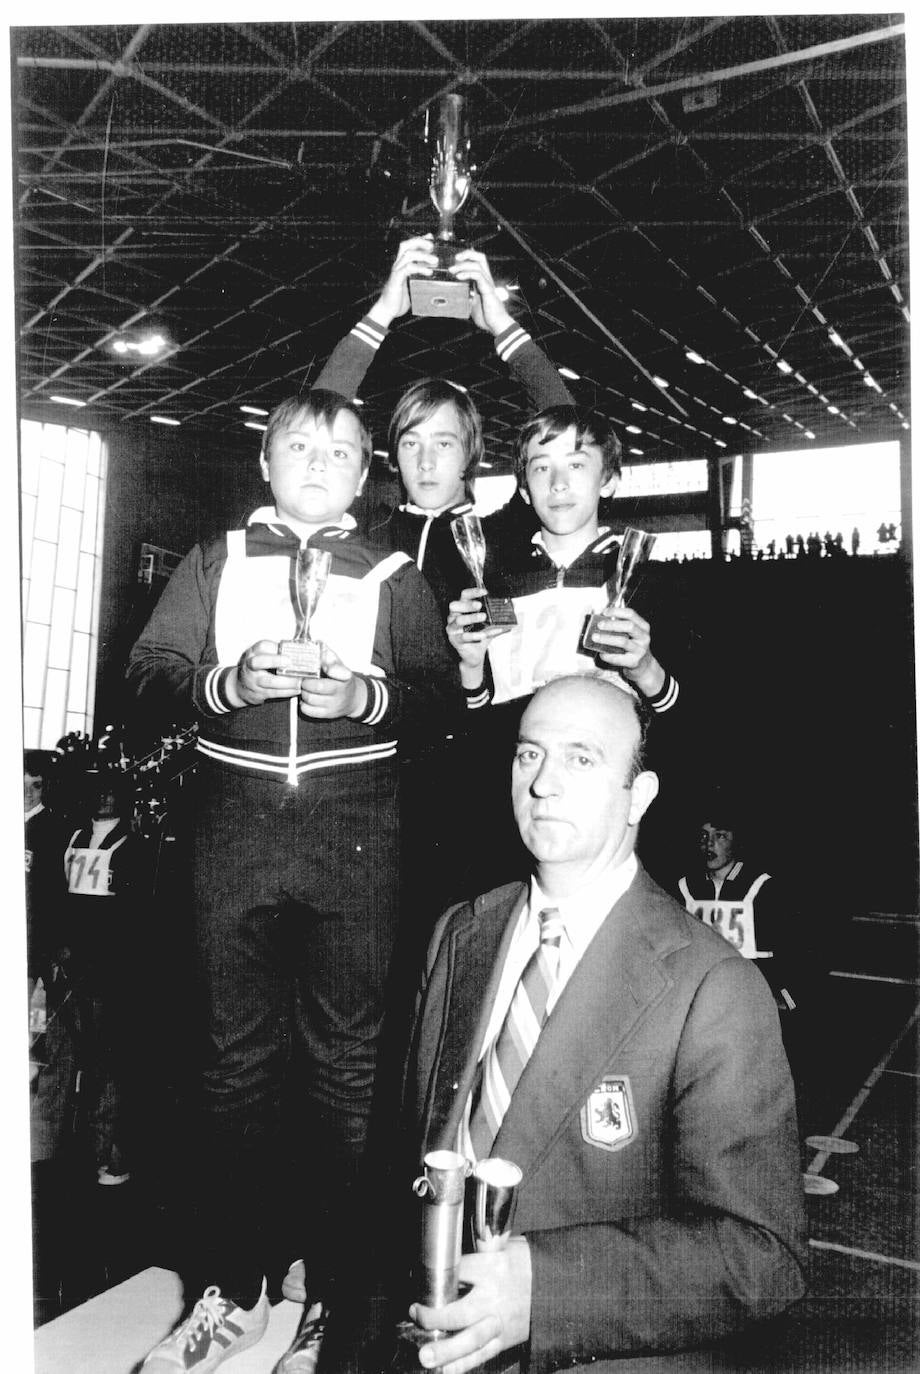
472 1158 522 1252
451 512 517 627
391 1150 470 1366
582 527 656 653
409 94 474 319
278 547 332 676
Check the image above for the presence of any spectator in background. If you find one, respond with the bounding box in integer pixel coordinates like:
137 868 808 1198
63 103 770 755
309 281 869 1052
63 770 150 1185
851 526 860 556
24 750 68 995
675 798 809 1084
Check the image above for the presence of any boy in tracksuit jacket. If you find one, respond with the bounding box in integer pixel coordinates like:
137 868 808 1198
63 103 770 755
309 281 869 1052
129 390 460 1374
313 237 573 616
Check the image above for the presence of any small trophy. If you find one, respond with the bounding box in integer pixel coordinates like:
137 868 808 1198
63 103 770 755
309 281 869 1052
409 94 474 320
582 526 657 653
472 1158 522 1252
451 512 517 627
278 547 332 676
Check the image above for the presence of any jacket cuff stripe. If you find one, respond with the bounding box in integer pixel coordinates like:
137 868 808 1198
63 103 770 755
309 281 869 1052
357 676 389 725
351 317 387 351
204 666 235 714
648 672 679 713
495 325 531 363
464 686 491 710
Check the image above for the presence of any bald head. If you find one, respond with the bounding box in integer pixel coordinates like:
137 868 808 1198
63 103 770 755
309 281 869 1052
512 674 658 891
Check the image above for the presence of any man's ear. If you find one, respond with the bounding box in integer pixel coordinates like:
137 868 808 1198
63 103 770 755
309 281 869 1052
628 770 659 826
519 482 531 506
259 452 270 483
600 472 620 499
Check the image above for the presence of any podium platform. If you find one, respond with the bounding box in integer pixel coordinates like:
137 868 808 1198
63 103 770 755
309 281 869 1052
34 1267 304 1374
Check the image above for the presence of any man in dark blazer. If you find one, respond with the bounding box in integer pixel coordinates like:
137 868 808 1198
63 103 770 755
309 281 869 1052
404 674 807 1374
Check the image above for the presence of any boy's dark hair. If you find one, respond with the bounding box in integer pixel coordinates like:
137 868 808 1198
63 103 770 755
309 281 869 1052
262 389 373 470
514 404 622 485
387 379 484 496
24 749 50 778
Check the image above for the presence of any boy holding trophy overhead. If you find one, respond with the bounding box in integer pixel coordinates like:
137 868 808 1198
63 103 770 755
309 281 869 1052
314 236 572 616
127 389 460 1374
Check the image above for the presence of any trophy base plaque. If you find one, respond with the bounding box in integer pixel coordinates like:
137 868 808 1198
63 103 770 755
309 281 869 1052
409 272 473 320
581 612 625 655
482 595 517 627
277 638 323 676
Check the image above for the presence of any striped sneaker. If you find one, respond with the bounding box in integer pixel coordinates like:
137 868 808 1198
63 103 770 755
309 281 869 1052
141 1281 269 1372
274 1302 326 1374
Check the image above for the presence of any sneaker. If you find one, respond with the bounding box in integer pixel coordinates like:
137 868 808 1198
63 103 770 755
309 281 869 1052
97 1165 132 1186
274 1303 326 1374
142 1281 270 1372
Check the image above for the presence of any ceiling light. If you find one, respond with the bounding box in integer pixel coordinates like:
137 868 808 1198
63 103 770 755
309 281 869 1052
240 405 269 416
373 450 389 459
244 421 267 432
685 350 706 365
902 421 910 430
826 405 840 415
853 358 864 371
631 401 647 412
714 439 727 448
558 367 580 381
137 334 166 356
804 431 815 440
479 461 493 469
722 415 738 425
828 330 845 349
652 376 669 388
110 332 168 358
351 397 364 405
742 388 758 400
50 395 86 407
629 447 644 456
775 359 793 374
446 380 468 394
863 374 882 392
626 424 642 435
151 415 180 426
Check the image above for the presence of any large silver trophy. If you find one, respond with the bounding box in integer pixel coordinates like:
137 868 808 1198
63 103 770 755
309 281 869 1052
392 1152 522 1368
277 547 332 676
408 95 474 319
451 512 517 627
582 526 656 653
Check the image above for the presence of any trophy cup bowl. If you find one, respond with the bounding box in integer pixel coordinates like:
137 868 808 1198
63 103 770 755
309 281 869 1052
582 527 657 654
409 94 474 320
451 512 518 627
472 1157 523 1252
278 547 332 676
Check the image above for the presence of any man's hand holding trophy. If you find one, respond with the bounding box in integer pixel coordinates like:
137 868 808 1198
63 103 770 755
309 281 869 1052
391 1151 524 1370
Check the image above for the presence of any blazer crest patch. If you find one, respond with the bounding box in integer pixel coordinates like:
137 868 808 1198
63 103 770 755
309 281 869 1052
580 1076 636 1152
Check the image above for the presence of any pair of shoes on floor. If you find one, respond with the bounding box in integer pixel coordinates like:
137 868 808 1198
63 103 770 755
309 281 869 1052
141 1280 270 1372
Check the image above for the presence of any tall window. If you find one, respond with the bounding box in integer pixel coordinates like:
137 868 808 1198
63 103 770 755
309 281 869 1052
20 420 107 748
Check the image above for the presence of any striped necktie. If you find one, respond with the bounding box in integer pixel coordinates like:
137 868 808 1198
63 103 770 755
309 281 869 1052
468 908 564 1162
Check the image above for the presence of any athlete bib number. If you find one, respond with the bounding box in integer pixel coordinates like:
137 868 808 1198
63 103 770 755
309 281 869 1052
690 899 770 960
66 847 114 897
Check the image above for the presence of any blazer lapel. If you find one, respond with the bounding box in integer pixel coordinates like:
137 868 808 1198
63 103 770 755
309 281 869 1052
494 867 685 1182
423 884 528 1152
